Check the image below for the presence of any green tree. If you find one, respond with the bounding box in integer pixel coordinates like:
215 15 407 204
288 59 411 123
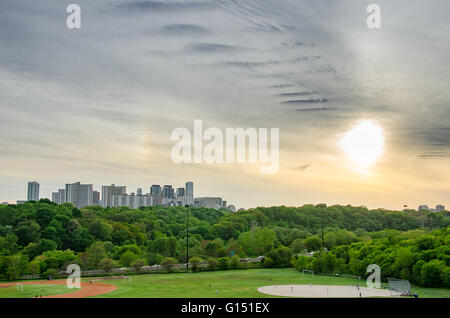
99 258 115 276
6 254 28 280
161 257 178 272
303 236 322 251
217 257 229 270
262 257 273 268
230 255 240 269
441 267 450 288
119 251 138 267
28 259 41 276
267 246 294 268
206 258 217 270
189 257 203 272
293 256 311 272
86 242 107 268
131 259 147 273
421 260 445 287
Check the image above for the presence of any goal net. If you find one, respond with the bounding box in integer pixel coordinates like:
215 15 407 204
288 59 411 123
302 270 314 276
123 275 132 286
388 278 411 296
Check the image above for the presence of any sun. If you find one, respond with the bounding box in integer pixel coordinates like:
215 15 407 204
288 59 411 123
340 120 384 166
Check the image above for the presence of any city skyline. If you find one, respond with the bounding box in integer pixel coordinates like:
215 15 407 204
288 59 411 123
8 179 237 211
1 179 445 213
0 1 449 210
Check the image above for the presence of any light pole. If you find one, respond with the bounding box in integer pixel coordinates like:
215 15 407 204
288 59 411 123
185 204 190 271
321 214 324 250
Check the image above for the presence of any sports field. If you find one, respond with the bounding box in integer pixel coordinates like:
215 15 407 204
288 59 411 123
1 269 449 298
0 283 75 298
90 269 450 298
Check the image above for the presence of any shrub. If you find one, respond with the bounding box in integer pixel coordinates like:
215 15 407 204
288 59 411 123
217 257 229 270
207 258 217 271
189 257 203 272
262 257 273 268
230 255 240 269
161 257 178 272
98 258 115 276
131 259 147 273
119 251 138 268
421 260 445 287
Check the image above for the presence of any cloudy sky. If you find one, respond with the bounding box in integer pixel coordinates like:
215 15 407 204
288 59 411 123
1 0 449 210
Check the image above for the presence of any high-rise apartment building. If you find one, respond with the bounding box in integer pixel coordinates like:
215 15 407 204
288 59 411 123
163 185 174 199
93 191 100 205
150 185 161 195
185 182 193 197
65 182 93 208
176 187 185 198
185 181 194 205
27 181 39 201
101 184 126 207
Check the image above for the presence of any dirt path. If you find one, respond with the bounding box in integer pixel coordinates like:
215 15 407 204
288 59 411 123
0 279 117 298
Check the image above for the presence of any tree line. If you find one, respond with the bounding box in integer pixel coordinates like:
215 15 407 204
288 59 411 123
0 199 448 288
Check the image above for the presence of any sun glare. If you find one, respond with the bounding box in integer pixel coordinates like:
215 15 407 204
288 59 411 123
340 120 384 167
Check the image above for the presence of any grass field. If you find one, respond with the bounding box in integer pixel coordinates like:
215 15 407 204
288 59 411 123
90 268 450 298
0 284 77 298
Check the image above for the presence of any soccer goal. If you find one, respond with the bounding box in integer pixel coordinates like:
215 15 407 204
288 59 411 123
123 275 132 286
302 270 314 276
16 283 23 293
388 278 411 296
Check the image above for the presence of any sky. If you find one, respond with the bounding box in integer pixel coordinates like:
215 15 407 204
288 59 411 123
0 0 449 210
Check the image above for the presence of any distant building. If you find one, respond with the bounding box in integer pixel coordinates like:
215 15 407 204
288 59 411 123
150 185 161 195
185 182 193 196
194 197 223 210
0 202 8 205
101 184 126 207
185 181 194 205
93 191 100 205
163 185 174 199
51 188 66 204
65 182 93 208
418 204 445 212
111 193 153 209
27 181 39 201
136 188 143 196
16 200 27 205
176 188 185 198
51 192 59 203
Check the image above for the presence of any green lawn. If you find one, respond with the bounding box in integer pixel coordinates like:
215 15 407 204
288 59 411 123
0 284 77 298
91 268 450 298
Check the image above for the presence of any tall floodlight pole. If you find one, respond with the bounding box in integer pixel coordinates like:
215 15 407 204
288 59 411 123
321 214 324 250
185 204 189 271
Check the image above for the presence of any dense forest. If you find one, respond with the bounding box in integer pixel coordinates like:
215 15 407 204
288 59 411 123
0 200 449 288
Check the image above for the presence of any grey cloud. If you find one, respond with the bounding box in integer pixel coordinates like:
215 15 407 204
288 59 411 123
223 60 280 68
275 92 316 97
185 42 245 53
117 1 215 12
418 151 448 159
160 24 209 36
415 127 450 148
281 98 328 104
294 107 335 112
